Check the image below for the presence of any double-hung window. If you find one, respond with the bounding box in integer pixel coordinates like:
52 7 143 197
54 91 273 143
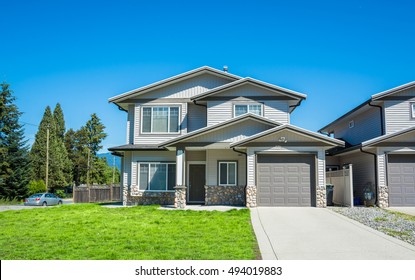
218 161 237 186
411 103 415 119
142 106 180 133
234 104 262 117
139 163 176 191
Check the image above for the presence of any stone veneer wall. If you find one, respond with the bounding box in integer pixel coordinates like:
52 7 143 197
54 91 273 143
205 185 245 206
316 185 326 208
245 185 257 208
378 185 389 208
125 186 175 206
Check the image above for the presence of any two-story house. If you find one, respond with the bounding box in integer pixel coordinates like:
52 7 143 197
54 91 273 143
109 66 343 208
319 82 415 207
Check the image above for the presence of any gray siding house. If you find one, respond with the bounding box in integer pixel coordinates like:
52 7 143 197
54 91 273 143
319 82 415 207
109 66 343 208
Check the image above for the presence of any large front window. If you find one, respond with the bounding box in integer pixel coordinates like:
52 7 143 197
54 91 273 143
234 104 262 117
218 161 237 186
138 163 176 191
142 106 180 133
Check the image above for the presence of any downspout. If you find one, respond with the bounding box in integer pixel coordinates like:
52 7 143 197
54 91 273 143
359 145 378 206
368 101 384 135
232 147 248 205
288 99 303 112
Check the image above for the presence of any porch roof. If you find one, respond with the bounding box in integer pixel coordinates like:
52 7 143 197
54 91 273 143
362 126 415 147
159 113 281 148
230 124 345 148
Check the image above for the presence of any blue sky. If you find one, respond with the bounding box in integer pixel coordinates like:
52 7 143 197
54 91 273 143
1 0 414 152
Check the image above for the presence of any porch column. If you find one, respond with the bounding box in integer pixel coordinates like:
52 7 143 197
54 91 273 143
174 148 186 209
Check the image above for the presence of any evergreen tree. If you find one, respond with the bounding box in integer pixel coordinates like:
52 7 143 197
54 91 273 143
31 105 71 190
0 82 30 199
52 104 72 186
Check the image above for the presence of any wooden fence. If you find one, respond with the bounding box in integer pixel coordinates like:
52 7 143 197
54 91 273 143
73 185 121 203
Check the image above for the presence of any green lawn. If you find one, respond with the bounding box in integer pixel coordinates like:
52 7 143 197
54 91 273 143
0 204 259 260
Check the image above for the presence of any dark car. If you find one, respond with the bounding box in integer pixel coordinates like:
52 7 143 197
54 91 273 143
24 193 63 206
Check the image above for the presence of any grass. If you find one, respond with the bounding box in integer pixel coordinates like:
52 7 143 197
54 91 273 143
386 210 415 222
381 228 411 238
0 204 258 260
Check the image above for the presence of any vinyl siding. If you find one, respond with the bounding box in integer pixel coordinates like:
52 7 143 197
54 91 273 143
205 149 246 186
338 152 374 203
384 96 415 134
207 99 290 126
187 103 207 132
331 107 382 145
187 120 273 144
135 74 233 99
133 102 188 145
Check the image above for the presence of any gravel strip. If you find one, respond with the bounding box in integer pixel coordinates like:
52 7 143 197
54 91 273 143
330 207 415 246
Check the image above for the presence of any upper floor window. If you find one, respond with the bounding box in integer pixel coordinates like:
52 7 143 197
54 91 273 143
142 106 180 133
234 104 262 117
411 103 415 119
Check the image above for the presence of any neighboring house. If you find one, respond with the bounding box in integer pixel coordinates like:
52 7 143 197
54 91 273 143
319 82 415 207
108 66 343 208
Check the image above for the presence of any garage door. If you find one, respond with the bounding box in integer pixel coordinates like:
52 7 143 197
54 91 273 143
257 154 315 206
388 154 415 206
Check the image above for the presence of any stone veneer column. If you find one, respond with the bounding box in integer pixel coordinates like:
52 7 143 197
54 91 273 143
174 186 187 209
245 185 257 208
122 185 129 206
378 185 389 208
316 185 326 208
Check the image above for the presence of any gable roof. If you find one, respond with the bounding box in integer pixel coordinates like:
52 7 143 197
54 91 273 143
362 125 415 147
231 124 345 148
108 66 241 103
319 81 415 133
159 113 281 147
190 77 307 101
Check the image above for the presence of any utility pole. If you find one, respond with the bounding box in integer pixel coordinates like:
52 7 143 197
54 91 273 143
87 148 90 186
45 127 49 192
112 155 115 184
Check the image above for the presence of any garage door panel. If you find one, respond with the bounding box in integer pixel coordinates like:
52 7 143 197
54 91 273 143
388 154 415 206
257 154 315 207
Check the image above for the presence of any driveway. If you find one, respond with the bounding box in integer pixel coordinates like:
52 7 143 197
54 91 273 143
251 207 415 260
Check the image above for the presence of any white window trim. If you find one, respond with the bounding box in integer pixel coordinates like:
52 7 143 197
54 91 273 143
233 103 264 117
218 161 238 186
137 162 176 192
140 105 181 134
411 103 415 119
348 120 354 128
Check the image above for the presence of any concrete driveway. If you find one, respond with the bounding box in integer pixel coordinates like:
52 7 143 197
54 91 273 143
251 207 415 260
387 207 415 216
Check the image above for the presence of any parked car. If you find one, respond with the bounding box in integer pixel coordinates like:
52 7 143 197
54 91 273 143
24 193 63 206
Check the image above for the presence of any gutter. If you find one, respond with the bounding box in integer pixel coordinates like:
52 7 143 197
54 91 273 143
192 100 207 108
232 147 248 206
359 145 378 206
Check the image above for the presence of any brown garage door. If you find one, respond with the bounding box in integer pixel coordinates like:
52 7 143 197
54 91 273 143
257 154 315 206
388 154 415 206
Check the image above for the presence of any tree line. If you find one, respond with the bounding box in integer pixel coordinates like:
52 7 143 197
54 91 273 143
0 82 120 200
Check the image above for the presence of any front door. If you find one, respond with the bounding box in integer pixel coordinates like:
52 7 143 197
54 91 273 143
188 164 206 203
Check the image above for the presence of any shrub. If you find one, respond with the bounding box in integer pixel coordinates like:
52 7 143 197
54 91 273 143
27 180 47 195
55 190 66 198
